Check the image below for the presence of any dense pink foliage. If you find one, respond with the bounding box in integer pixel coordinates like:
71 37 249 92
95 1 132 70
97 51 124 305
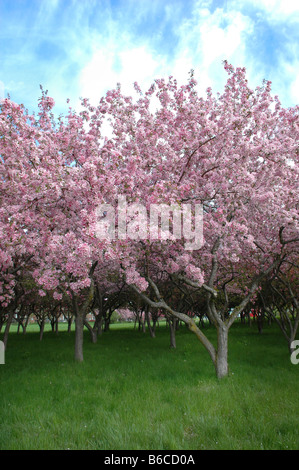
0 64 298 313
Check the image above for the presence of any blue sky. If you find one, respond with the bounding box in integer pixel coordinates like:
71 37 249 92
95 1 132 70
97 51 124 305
0 0 298 117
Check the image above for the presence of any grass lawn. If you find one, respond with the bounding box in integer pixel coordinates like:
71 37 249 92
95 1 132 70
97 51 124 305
0 320 298 450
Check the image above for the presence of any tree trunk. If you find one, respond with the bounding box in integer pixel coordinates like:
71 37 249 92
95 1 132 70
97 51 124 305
145 308 155 338
257 315 263 334
67 317 72 333
96 314 103 335
39 319 45 341
103 312 111 332
71 262 97 362
72 294 84 362
215 325 229 379
84 319 98 343
169 318 177 348
55 317 59 335
74 312 84 362
141 311 146 333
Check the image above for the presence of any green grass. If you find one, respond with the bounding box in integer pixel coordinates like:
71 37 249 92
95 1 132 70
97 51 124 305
1 321 298 450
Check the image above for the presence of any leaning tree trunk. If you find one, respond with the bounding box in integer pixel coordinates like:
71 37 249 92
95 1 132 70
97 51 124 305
132 271 274 380
145 307 155 338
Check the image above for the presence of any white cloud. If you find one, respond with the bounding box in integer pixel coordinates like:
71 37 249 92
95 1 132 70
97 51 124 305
273 58 299 105
79 49 116 103
237 0 299 19
78 2 256 105
28 0 297 112
118 47 164 92
79 44 166 104
170 5 255 95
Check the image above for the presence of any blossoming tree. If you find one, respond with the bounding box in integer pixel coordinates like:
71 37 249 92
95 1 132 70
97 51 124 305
94 63 298 378
1 63 298 377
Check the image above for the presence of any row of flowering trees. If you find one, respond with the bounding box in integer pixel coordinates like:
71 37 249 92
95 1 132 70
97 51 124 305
0 63 298 378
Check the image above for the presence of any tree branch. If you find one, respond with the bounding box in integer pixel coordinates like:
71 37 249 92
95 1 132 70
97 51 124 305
130 278 217 364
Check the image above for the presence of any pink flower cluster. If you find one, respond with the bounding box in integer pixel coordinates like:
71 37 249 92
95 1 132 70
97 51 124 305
0 61 297 313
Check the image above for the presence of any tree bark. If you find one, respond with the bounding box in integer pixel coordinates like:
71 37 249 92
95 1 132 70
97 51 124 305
74 312 84 362
132 276 256 379
71 260 98 362
145 307 155 338
84 319 98 343
39 319 45 341
169 317 177 349
67 317 72 333
215 325 229 379
95 313 103 335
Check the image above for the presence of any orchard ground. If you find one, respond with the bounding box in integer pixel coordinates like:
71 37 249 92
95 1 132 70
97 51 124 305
1 320 298 450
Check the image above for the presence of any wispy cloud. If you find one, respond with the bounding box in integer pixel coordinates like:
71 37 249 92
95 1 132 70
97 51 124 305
77 0 299 108
0 0 298 115
169 5 255 94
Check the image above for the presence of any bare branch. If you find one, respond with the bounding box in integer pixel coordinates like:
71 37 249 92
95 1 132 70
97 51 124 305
175 274 218 297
